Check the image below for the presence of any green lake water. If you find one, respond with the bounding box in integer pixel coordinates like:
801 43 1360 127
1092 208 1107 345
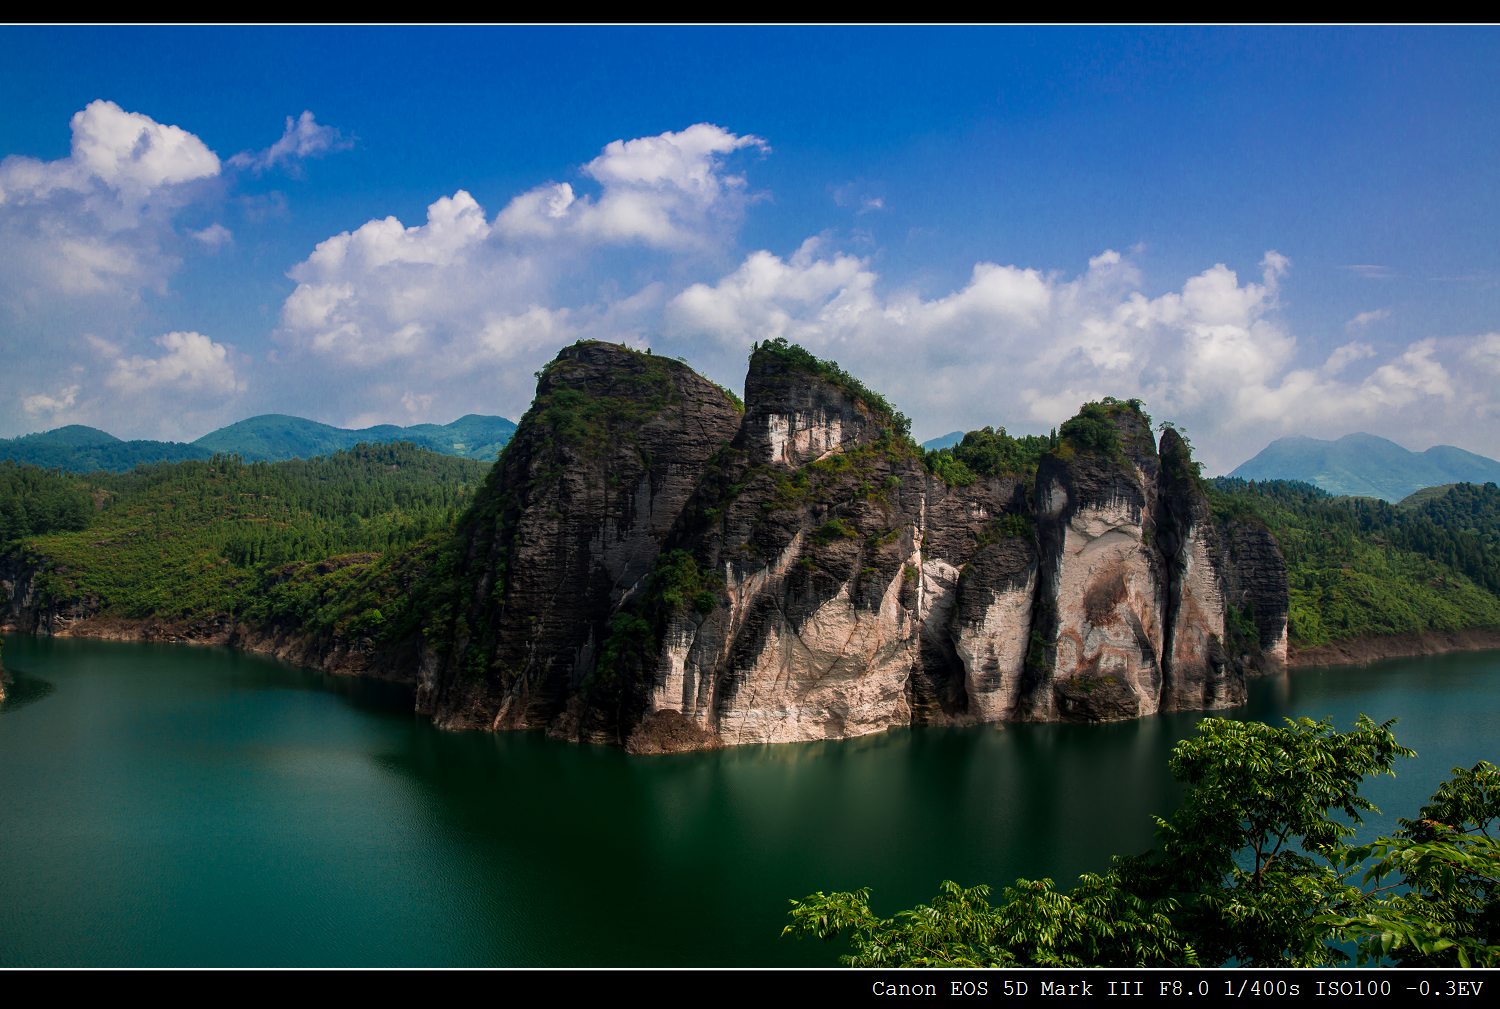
1 633 1496 967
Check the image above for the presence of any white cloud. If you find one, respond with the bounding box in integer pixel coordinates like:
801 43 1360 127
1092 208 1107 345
272 124 766 425
400 391 433 417
267 125 1498 468
1322 341 1376 375
1346 307 1391 332
105 331 244 397
191 223 233 248
494 123 766 248
1363 339 1453 406
3 330 246 441
21 384 80 416
228 111 352 174
1465 333 1500 375
830 181 885 215
0 100 221 306
280 189 526 367
68 100 219 199
1342 264 1395 280
659 245 1494 472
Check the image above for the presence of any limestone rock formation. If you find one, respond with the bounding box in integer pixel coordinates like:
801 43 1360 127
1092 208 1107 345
412 340 1290 750
622 342 935 748
414 342 744 733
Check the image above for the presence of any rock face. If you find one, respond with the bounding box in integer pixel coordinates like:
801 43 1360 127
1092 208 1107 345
0 552 99 636
622 352 935 748
1014 420 1277 723
1022 413 1168 722
414 342 744 733
1221 521 1291 673
1156 427 1240 712
412 340 1289 750
948 533 1037 723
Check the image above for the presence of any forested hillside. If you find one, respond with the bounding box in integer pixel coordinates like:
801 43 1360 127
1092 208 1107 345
0 445 488 642
0 414 515 472
1208 478 1500 647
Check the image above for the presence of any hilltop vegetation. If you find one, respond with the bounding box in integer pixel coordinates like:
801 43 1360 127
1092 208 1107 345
753 337 911 438
923 425 1055 486
0 426 213 471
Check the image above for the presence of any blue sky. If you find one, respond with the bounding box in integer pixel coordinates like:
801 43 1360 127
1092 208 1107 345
2 25 1496 471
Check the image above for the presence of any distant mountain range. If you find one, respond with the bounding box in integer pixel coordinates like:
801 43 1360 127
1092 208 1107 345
920 431 966 451
0 414 516 472
1229 433 1500 502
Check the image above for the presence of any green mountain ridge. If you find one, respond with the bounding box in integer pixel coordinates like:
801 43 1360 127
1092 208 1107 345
0 414 516 472
1229 432 1500 502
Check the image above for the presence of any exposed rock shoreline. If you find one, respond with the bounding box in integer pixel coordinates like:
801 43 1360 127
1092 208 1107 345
1290 627 1500 668
0 610 413 684
9 615 1493 699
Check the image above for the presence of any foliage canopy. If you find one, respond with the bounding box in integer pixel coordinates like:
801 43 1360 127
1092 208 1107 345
785 716 1500 968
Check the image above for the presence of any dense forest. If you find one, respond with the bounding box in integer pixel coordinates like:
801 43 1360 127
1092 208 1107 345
0 445 487 640
1207 477 1500 646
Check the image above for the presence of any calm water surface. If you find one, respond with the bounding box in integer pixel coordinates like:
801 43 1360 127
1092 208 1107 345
1 633 1496 966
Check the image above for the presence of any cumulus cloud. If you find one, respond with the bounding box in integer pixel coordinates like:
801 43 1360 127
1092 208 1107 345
494 123 767 247
191 223 233 248
105 330 245 397
280 189 531 366
268 125 1495 467
0 100 221 304
21 384 80 416
1322 341 1376 375
1465 333 1500 375
660 245 1493 472
3 331 245 441
69 100 219 198
273 124 765 424
228 111 352 174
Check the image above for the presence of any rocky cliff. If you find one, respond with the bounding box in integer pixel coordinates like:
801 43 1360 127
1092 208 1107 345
413 342 744 732
412 339 1288 750
1 338 1290 750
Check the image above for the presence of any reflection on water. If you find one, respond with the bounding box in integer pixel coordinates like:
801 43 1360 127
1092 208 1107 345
0 632 1496 967
0 665 56 712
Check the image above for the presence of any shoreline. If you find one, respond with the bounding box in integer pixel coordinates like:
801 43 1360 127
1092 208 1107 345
10 614 1500 681
0 614 413 684
1289 627 1500 669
